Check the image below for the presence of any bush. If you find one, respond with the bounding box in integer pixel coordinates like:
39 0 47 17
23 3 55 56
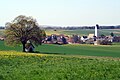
100 40 112 45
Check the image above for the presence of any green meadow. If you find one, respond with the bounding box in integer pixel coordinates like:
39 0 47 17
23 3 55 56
0 51 120 80
1 29 120 36
45 29 120 36
0 41 120 57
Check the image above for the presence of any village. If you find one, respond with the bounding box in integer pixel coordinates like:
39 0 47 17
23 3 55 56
43 25 120 45
1 24 120 46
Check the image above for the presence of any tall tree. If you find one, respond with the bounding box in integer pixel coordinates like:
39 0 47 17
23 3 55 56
110 32 114 37
5 15 45 52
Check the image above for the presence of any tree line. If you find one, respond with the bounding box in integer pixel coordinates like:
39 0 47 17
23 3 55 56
43 25 120 30
1 25 120 30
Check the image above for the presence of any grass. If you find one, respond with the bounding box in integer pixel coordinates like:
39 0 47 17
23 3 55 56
36 44 120 57
45 29 120 36
0 41 22 51
1 29 120 36
0 51 120 80
0 41 120 57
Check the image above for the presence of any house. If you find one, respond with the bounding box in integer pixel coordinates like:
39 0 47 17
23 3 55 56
25 40 35 52
113 36 120 42
0 36 4 41
44 34 68 44
88 34 94 39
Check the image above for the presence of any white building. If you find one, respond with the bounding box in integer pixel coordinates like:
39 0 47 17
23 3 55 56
95 24 99 37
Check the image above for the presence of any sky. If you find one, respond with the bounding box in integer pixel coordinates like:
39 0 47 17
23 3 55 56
0 0 120 27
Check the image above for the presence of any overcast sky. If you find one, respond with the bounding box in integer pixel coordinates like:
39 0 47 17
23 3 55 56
0 0 120 26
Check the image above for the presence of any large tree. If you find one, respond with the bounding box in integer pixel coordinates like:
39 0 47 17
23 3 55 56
5 15 45 52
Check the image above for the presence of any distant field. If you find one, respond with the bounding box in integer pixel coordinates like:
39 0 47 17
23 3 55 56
1 29 120 36
0 41 120 57
45 29 120 36
0 51 120 80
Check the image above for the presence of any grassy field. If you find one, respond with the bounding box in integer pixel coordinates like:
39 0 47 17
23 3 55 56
45 29 120 36
37 44 120 57
0 41 120 57
0 51 120 80
1 29 120 36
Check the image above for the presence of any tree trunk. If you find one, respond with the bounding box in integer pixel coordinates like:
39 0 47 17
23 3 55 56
22 43 26 52
21 37 27 52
